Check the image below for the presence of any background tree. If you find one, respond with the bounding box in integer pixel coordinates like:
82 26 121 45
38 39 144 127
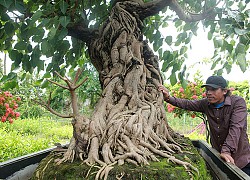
0 0 249 178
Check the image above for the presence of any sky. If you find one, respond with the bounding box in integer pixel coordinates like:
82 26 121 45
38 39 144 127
185 28 250 83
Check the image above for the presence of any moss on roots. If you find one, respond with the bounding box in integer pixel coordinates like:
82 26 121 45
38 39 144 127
31 136 212 180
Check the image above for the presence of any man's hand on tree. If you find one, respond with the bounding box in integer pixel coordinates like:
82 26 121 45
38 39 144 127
158 84 170 101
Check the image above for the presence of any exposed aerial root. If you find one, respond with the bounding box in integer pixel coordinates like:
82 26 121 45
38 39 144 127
55 137 76 165
140 140 199 177
95 161 117 180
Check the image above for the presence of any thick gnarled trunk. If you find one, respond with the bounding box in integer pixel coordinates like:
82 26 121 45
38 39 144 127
52 1 199 179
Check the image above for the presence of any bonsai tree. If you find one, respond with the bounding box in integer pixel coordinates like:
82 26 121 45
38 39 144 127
0 0 249 179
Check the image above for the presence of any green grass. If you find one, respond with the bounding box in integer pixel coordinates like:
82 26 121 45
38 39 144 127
0 117 72 162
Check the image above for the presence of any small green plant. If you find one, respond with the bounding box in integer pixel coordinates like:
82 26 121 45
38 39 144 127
0 91 21 123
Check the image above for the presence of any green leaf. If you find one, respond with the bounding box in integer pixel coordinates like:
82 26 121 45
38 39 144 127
22 56 31 72
234 28 249 35
37 60 44 71
226 43 233 53
165 36 172 45
162 22 168 28
1 12 10 21
172 63 180 73
34 79 44 86
239 35 248 44
20 73 26 81
221 40 227 51
175 39 182 46
46 63 53 71
30 11 43 24
162 61 168 72
170 73 177 85
191 25 198 36
31 28 45 42
236 53 246 72
4 22 15 36
181 32 187 40
238 1 245 11
235 43 246 54
213 39 223 48
41 80 49 88
223 62 232 74
226 1 234 6
207 31 212 40
12 54 22 68
3 81 18 89
217 69 223 75
41 40 50 54
40 18 50 26
0 0 13 8
6 72 17 80
183 23 191 31
27 44 32 53
225 25 234 36
58 40 70 53
185 32 192 44
59 16 70 28
14 1 25 13
217 39 223 47
158 48 162 58
14 41 27 50
211 59 218 70
43 72 51 78
48 27 57 40
181 79 188 89
59 0 69 14
180 46 187 55
174 20 182 28
58 27 68 40
9 50 23 61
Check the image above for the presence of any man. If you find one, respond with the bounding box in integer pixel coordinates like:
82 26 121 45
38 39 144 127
158 75 250 176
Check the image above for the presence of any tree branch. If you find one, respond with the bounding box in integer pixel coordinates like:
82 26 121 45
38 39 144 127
47 79 69 90
74 68 83 84
67 23 99 44
168 0 218 22
136 0 217 22
74 77 88 90
138 0 172 19
35 68 88 118
33 99 73 118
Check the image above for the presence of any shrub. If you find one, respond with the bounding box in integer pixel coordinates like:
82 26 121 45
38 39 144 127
0 91 21 123
165 74 205 119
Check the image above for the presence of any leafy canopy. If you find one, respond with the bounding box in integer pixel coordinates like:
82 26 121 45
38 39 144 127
0 0 249 88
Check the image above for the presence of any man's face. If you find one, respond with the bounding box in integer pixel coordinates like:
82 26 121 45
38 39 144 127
205 86 227 104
